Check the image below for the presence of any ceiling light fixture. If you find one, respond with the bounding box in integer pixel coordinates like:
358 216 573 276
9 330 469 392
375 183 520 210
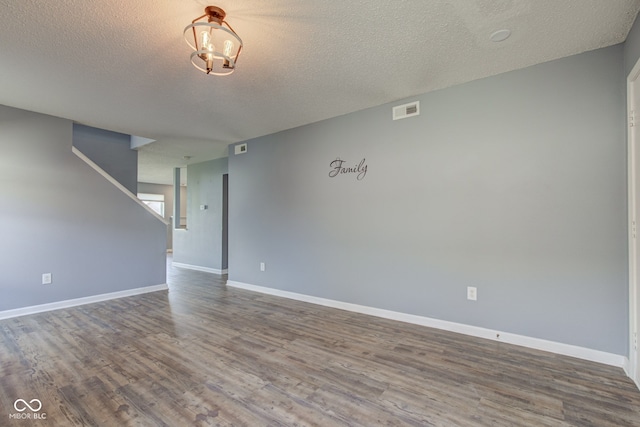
184 6 243 75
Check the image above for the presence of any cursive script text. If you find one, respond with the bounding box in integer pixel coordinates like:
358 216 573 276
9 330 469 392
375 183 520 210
329 158 368 181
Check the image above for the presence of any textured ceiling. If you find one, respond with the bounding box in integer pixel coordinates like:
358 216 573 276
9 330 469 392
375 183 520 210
1 0 639 184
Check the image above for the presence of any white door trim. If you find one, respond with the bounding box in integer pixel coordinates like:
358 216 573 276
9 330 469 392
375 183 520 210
627 58 640 389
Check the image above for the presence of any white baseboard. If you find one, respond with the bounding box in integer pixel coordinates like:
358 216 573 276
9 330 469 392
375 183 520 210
227 280 627 369
0 284 168 320
173 262 227 275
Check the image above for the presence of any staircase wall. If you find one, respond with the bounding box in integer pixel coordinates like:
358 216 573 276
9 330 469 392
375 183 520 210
0 105 166 312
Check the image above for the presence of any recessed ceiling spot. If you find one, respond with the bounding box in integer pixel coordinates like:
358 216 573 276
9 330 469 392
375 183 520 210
490 29 512 42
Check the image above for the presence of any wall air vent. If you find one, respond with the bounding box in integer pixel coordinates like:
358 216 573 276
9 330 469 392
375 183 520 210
234 143 247 155
392 101 420 120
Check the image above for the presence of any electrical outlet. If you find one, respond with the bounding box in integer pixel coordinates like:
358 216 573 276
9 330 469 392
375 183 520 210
467 286 477 301
260 262 265 272
42 273 52 285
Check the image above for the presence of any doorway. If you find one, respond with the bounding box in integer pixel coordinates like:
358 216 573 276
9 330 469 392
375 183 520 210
222 174 229 273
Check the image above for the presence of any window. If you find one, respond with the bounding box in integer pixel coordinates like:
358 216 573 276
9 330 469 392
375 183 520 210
137 193 165 217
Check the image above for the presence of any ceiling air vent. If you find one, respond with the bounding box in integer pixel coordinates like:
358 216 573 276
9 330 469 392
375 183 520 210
392 101 420 120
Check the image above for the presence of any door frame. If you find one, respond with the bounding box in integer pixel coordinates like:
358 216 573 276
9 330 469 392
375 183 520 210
222 173 229 274
627 57 640 388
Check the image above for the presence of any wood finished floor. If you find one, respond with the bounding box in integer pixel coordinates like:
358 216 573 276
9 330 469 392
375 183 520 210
2 260 640 426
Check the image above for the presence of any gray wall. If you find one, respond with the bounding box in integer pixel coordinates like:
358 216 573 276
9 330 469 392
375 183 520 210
72 124 138 194
171 181 188 228
173 158 228 270
229 45 627 355
138 182 174 250
0 105 167 311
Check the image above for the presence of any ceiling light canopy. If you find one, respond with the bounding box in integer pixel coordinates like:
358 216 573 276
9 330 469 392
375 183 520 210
184 6 243 76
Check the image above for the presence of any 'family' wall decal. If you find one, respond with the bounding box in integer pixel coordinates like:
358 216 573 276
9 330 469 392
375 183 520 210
329 157 368 181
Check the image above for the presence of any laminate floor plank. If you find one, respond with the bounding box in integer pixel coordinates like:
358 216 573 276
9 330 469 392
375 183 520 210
2 256 640 425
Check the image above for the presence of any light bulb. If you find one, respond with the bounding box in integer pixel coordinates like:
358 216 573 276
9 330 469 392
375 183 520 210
200 31 214 73
223 40 234 57
222 40 234 68
201 31 211 50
